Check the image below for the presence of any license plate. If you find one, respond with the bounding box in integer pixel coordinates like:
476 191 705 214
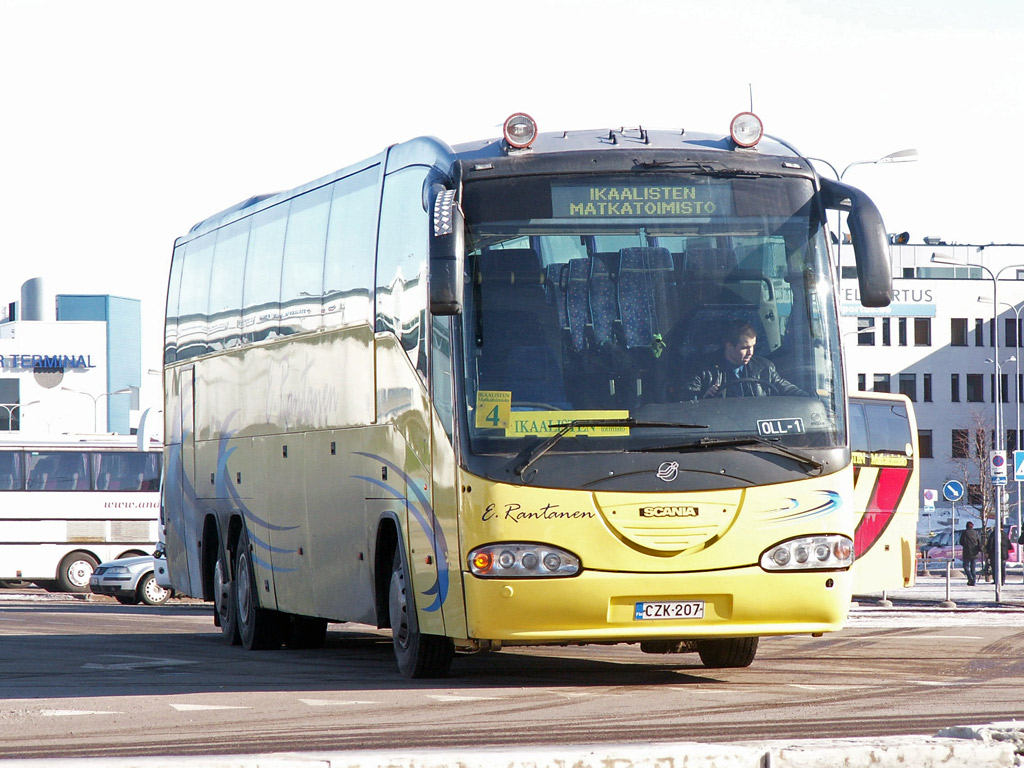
634 600 705 620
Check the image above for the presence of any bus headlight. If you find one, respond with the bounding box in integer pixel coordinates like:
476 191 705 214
469 543 580 578
760 535 854 571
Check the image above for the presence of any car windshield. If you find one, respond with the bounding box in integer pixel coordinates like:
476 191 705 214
459 173 843 460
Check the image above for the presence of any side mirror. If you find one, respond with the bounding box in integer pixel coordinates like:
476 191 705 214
428 185 464 316
821 177 892 307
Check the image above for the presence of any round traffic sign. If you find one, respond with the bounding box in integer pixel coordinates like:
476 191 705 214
943 480 964 502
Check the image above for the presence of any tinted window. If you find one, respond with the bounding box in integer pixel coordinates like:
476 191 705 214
280 185 332 335
0 451 23 490
324 168 378 329
242 203 289 343
207 218 250 351
94 451 162 491
176 235 216 360
26 452 90 491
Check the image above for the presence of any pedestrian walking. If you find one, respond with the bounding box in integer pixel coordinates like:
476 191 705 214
959 522 982 586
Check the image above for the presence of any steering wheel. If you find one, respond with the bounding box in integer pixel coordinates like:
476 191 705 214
716 378 779 396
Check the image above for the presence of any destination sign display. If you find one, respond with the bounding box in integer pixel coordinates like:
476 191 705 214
551 181 732 218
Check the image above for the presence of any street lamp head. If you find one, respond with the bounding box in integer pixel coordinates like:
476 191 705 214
879 148 919 163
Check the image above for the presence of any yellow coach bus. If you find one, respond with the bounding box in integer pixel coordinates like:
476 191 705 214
162 112 893 677
849 392 919 594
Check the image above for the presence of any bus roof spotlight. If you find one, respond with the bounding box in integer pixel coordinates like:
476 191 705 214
730 112 763 148
503 113 538 149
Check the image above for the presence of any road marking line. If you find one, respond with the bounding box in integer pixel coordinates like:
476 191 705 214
426 694 500 702
82 654 197 671
169 704 251 711
299 699 377 706
40 709 122 716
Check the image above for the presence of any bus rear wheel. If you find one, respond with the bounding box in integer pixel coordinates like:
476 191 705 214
214 554 241 645
388 550 453 678
234 527 283 650
57 551 98 593
696 637 759 668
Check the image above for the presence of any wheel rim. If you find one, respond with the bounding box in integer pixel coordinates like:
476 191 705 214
236 551 254 624
214 560 231 622
65 559 94 588
389 567 411 650
143 576 169 604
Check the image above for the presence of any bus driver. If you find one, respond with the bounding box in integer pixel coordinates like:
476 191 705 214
684 321 808 399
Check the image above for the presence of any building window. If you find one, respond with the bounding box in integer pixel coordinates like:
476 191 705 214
857 317 875 346
951 373 960 402
975 318 986 346
967 374 985 402
923 373 932 402
1006 318 1020 349
1008 430 1018 455
881 318 891 346
992 373 1011 403
918 429 933 459
872 374 891 393
898 373 917 401
952 428 969 459
857 373 866 391
898 317 908 346
968 483 983 506
951 317 968 346
914 317 931 346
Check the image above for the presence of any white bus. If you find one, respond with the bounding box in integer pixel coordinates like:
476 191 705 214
0 435 162 591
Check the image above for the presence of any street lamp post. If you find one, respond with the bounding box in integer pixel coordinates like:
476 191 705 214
60 387 132 433
809 149 919 282
979 295 1024 558
932 252 1024 601
0 401 40 431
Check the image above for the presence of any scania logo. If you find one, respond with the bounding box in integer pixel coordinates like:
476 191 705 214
656 461 679 482
640 505 698 518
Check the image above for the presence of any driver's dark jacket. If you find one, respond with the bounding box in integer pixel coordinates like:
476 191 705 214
683 354 808 399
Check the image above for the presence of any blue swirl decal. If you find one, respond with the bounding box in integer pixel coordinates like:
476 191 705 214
766 490 842 525
353 451 449 612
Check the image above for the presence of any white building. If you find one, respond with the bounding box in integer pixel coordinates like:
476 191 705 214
840 242 1024 537
0 278 147 436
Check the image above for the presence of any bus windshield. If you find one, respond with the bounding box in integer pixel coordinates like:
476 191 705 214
460 173 843 466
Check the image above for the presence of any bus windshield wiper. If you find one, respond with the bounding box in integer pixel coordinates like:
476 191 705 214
631 160 781 178
513 418 707 477
637 436 823 473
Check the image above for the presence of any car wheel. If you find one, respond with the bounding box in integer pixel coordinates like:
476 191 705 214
388 549 454 678
214 554 241 645
138 572 171 606
696 637 759 668
57 552 99 593
234 526 284 650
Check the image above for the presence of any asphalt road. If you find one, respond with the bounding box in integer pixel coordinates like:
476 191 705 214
1 583 1022 761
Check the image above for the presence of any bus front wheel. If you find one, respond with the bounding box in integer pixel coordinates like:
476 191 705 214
388 550 454 678
57 551 98 593
234 528 283 650
696 637 759 668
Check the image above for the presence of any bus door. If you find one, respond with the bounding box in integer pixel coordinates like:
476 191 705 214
165 365 202 596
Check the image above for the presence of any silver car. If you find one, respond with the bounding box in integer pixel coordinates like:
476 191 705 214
90 555 172 606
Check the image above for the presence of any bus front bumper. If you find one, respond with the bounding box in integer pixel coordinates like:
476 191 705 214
461 566 852 645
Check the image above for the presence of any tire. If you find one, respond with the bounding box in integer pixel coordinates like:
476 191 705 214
696 637 759 668
388 550 454 678
137 572 171 606
234 527 283 650
284 615 328 649
57 552 99 593
214 554 241 645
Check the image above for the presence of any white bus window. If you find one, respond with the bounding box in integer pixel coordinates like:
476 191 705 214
242 202 289 343
323 169 379 329
0 452 23 490
26 452 90 491
281 185 332 335
208 218 251 351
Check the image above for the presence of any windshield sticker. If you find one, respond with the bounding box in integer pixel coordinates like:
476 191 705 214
551 182 733 218
853 450 910 467
475 390 512 429
757 417 805 437
505 410 630 438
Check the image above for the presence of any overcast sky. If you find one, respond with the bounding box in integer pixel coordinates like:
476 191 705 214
2 0 1022 411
